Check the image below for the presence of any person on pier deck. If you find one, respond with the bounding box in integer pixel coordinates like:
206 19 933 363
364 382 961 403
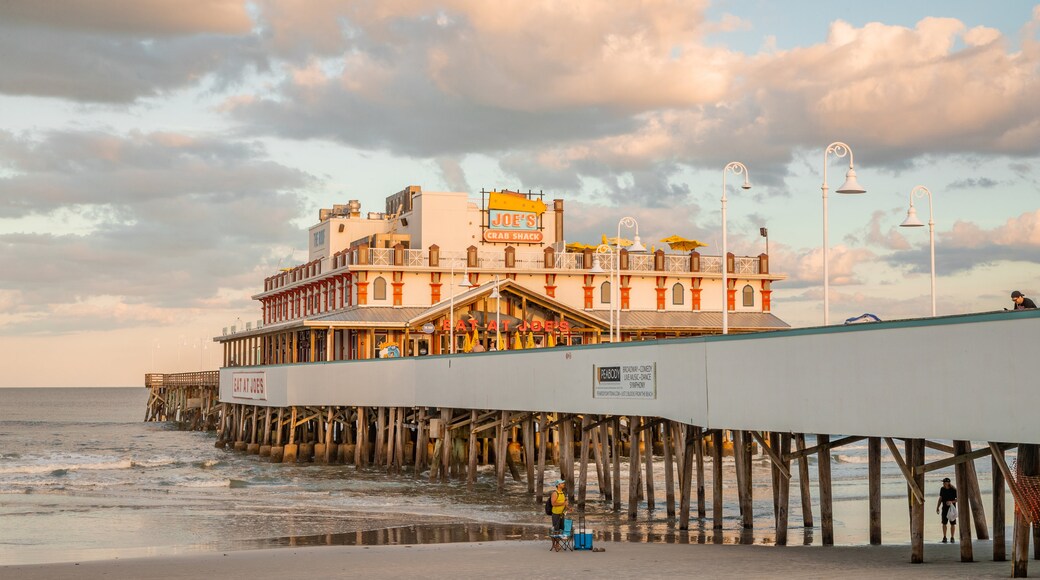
936 477 957 543
1011 290 1037 309
550 480 568 531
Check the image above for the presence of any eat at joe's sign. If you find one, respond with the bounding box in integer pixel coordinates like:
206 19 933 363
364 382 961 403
440 319 571 333
231 371 267 401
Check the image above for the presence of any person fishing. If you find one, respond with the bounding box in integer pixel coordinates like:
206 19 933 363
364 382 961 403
550 479 568 531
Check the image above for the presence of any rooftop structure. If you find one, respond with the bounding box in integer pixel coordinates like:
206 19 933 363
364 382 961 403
217 186 787 365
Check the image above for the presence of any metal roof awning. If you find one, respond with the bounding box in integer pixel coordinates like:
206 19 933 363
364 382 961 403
587 310 790 332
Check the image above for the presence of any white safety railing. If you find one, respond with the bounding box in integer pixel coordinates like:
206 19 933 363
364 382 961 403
665 255 687 272
369 248 393 266
701 256 722 274
629 254 655 272
737 257 760 275
405 249 426 267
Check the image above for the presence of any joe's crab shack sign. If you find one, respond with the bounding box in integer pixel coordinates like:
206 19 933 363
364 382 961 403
483 190 546 244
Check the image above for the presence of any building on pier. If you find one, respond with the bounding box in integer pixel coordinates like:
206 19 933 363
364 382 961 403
216 186 788 365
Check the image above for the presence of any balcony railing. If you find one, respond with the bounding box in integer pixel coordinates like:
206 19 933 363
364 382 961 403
263 246 767 294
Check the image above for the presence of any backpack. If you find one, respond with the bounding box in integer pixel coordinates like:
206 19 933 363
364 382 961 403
544 493 554 515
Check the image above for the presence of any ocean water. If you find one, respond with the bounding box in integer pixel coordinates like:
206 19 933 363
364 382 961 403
0 388 1012 565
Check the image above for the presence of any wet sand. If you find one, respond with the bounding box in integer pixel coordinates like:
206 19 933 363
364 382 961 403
2 539 1020 579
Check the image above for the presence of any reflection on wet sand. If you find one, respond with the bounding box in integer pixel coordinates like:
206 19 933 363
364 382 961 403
244 519 812 551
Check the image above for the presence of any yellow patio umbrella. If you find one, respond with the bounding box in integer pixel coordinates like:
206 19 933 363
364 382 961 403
471 326 480 350
602 234 633 247
513 331 523 350
526 331 535 349
565 242 595 252
496 331 505 351
546 332 556 348
660 235 707 252
462 332 473 353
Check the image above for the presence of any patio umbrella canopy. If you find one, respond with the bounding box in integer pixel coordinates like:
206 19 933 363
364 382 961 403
660 235 707 252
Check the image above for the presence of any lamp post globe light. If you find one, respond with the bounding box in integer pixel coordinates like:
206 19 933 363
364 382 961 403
821 142 867 326
899 185 936 317
589 243 613 340
721 161 752 335
615 217 646 342
448 260 472 354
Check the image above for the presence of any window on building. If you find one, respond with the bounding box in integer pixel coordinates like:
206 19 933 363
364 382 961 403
742 284 755 307
600 281 611 304
672 283 684 305
373 277 387 301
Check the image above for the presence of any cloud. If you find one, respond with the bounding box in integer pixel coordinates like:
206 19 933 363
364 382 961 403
435 156 470 193
948 177 999 190
0 1 261 103
0 1 252 35
221 7 1040 207
884 209 1040 275
0 129 312 335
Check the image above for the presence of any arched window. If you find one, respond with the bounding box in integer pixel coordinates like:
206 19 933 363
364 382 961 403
672 283 684 305
600 281 611 304
373 277 387 301
742 284 755 307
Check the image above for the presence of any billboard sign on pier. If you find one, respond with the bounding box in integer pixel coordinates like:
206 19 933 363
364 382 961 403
231 371 267 401
593 363 656 399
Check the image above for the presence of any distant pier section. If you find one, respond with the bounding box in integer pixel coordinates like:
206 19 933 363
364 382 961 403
144 371 220 430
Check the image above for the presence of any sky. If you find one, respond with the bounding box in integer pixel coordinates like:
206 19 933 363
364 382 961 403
1 1 1038 387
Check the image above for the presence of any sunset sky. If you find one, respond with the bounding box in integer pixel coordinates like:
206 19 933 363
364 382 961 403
2 1 1038 386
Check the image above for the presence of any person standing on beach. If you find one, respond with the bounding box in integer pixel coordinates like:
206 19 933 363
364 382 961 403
1011 290 1037 309
550 480 568 531
936 477 957 543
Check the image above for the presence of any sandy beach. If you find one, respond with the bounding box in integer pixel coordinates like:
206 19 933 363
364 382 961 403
3 539 1022 579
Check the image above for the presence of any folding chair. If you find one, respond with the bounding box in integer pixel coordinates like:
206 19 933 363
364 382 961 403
549 518 573 552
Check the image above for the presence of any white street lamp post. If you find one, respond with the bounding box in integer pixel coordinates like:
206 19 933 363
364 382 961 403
489 275 502 349
590 244 613 340
721 161 752 335
821 142 867 325
899 185 937 317
448 260 472 354
614 217 646 342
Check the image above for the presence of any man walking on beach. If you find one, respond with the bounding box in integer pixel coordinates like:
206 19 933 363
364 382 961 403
550 480 568 531
936 477 957 543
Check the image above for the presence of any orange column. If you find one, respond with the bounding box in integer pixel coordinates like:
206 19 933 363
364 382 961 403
690 288 701 311
356 282 368 305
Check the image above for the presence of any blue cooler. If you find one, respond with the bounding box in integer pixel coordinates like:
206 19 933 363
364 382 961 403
573 516 593 550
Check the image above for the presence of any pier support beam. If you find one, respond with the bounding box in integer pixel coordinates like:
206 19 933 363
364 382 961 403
679 425 695 531
909 439 925 564
795 433 814 530
712 429 724 530
818 434 834 545
579 415 590 509
628 416 639 520
643 418 655 512
612 418 622 512
663 420 675 518
954 440 974 561
869 436 882 545
993 451 1006 561
467 410 478 490
776 432 792 546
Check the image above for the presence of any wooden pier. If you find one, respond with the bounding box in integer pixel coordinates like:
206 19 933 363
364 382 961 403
144 371 220 430
149 386 1040 577
148 311 1040 576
